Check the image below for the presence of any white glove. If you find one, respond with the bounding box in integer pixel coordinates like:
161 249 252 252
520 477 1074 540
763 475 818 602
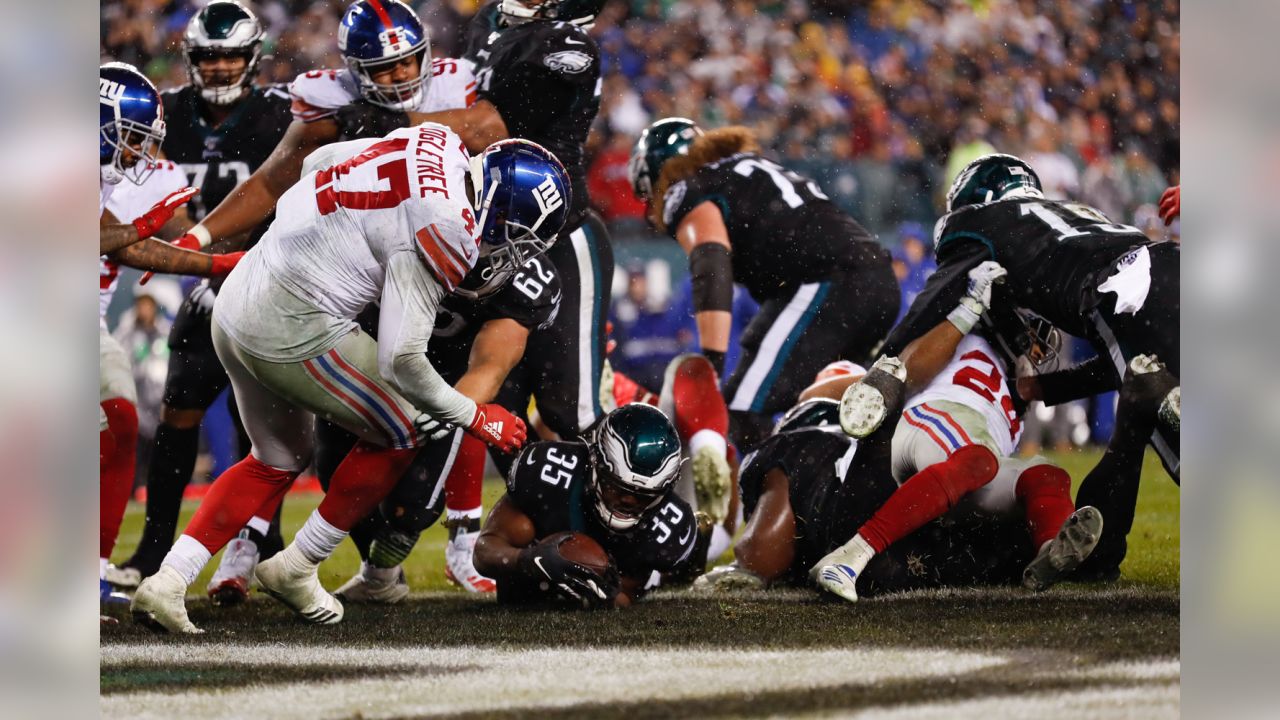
188 282 217 317
948 261 1007 334
414 414 455 442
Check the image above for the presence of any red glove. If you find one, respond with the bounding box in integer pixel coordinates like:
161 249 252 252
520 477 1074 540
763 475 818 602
132 187 198 240
465 403 527 453
210 251 246 279
1158 185 1180 225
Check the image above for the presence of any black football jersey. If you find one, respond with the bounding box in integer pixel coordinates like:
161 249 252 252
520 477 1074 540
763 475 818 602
660 152 880 300
884 198 1155 354
505 440 699 580
160 84 293 222
428 255 562 383
464 4 600 228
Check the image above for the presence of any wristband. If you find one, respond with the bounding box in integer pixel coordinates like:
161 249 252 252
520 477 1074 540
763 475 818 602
189 224 212 249
946 297 983 335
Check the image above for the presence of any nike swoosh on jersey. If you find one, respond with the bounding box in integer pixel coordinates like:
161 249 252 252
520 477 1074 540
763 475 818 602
564 37 585 45
677 526 694 545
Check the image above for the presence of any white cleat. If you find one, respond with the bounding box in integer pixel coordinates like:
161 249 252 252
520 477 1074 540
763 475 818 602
335 563 411 604
1023 506 1104 592
104 563 141 590
839 356 907 439
254 547 343 625
131 566 202 634
207 537 259 608
813 563 861 603
1159 386 1180 432
444 530 496 594
692 563 764 593
691 444 733 524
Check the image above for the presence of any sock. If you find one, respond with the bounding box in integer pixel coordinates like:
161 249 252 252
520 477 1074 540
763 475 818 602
294 510 348 564
708 524 732 561
183 455 298 555
828 533 878 576
857 445 998 552
100 427 115 466
246 515 270 536
163 534 213 586
444 433 486 537
99 398 138 561
670 355 729 443
100 557 108 580
316 441 417 531
129 423 202 572
689 428 728 459
362 561 401 584
1015 464 1077 549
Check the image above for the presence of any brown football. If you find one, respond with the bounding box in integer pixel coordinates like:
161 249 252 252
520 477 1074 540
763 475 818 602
540 531 615 576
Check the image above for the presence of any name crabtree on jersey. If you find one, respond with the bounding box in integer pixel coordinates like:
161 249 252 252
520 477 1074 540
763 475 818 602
506 441 699 580
659 153 875 300
100 161 190 325
886 198 1152 354
160 84 293 220
465 14 600 225
288 57 478 124
429 254 562 383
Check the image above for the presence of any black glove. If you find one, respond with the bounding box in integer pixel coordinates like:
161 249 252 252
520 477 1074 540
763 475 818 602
517 536 620 609
335 100 409 142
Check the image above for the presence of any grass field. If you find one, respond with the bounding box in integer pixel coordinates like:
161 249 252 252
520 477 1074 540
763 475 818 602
101 449 1179 718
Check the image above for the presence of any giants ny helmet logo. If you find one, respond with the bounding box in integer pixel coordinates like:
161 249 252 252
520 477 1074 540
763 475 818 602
534 176 564 216
100 78 126 107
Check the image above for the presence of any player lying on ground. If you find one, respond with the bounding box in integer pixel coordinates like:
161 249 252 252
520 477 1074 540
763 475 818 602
878 153 1180 578
99 62 244 618
629 118 899 452
474 404 703 608
130 131 569 633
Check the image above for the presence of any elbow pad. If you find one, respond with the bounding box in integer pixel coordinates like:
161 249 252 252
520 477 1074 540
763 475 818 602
689 243 734 313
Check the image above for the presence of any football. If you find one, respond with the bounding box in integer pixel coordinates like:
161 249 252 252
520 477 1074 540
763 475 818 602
541 531 614 576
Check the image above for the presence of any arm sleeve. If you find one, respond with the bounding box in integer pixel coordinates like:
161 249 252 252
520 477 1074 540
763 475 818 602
378 251 478 426
882 241 991 355
1035 355 1122 405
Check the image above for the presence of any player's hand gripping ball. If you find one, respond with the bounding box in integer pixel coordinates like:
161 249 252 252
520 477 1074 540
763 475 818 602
519 532 620 609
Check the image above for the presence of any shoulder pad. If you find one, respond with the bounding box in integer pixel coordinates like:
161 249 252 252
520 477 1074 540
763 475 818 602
288 69 354 122
422 57 478 111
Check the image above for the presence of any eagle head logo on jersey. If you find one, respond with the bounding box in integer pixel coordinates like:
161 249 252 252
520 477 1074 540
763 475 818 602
543 50 593 75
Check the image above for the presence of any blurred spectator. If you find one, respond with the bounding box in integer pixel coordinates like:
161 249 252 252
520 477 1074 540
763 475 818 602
588 133 651 241
609 264 691 390
111 281 179 484
890 221 935 323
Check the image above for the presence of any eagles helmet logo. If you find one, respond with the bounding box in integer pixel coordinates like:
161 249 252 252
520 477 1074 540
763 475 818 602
544 50 593 74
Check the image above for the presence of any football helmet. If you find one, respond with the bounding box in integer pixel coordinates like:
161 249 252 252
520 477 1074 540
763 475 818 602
182 0 264 106
467 139 571 297
587 404 682 532
339 0 431 111
499 0 605 28
629 117 702 200
99 62 166 185
946 153 1044 212
773 398 841 436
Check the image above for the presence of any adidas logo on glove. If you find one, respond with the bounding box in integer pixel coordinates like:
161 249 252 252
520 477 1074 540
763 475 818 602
483 420 504 440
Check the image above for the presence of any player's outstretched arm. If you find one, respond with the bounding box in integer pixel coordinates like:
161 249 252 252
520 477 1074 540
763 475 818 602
407 100 508 154
675 201 734 375
473 495 537 580
899 262 1006 393
108 238 239 279
454 318 530 404
99 187 198 255
198 119 334 246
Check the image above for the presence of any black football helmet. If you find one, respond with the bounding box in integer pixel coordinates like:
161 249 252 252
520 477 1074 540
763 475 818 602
946 153 1043 212
182 0 264 106
499 0 605 28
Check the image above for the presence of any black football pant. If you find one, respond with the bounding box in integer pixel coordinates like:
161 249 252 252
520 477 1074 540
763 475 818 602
724 253 899 452
491 211 614 478
124 287 278 576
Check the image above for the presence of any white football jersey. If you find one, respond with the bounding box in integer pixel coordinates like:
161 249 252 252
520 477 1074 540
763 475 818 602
905 334 1023 456
288 57 477 123
217 123 477 362
100 161 187 326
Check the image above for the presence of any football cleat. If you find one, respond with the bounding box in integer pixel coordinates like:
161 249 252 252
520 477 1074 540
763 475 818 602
100 578 130 606
103 564 141 590
838 356 906 439
813 563 861 603
131 566 203 634
1023 506 1104 592
336 563 411 604
691 444 732 524
1159 386 1180 432
254 546 343 625
692 563 764 593
207 536 259 608
444 530 496 594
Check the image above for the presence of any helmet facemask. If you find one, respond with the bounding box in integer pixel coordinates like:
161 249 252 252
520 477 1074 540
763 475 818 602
101 116 166 186
587 444 672 532
347 43 430 111
182 1 265 106
499 0 599 29
185 47 260 105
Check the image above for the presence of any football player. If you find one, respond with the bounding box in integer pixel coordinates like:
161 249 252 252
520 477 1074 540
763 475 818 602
116 0 297 587
877 153 1180 577
474 403 699 608
629 118 900 452
99 62 243 613
130 132 569 633
346 0 614 447
176 1 477 254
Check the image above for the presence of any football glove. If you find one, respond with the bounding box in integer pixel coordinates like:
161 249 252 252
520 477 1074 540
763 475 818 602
948 261 1007 334
465 403 527 453
210 251 245 279
335 100 410 142
132 187 198 240
1159 185 1180 225
413 413 455 442
517 535 619 609
187 282 217 318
